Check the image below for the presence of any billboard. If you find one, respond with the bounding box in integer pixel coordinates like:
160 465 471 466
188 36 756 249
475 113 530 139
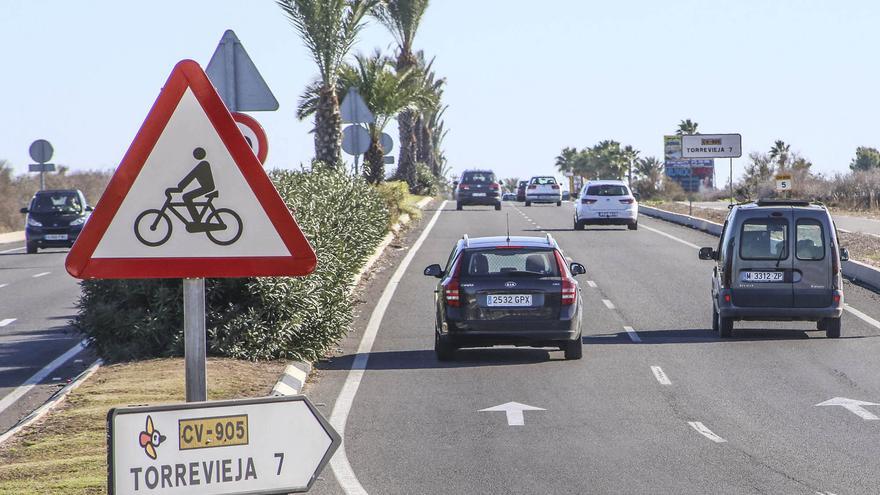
664 135 714 192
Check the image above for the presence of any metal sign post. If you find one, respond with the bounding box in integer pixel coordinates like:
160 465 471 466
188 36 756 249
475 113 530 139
183 278 207 402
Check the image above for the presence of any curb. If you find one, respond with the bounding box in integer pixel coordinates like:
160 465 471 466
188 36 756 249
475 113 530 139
273 196 435 395
639 205 880 291
0 359 103 447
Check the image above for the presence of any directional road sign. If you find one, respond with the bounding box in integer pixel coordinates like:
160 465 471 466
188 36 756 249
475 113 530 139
231 112 268 164
29 139 54 163
28 163 56 173
108 395 340 495
206 30 279 112
681 133 742 159
380 132 394 154
775 173 792 192
340 87 373 124
341 125 370 156
66 60 316 279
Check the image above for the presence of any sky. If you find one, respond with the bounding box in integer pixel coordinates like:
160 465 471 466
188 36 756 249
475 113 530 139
2 0 880 189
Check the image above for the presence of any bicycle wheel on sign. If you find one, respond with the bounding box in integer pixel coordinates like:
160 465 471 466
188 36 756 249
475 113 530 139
205 208 243 246
134 209 173 247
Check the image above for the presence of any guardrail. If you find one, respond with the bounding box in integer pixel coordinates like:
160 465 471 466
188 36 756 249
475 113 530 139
639 205 880 291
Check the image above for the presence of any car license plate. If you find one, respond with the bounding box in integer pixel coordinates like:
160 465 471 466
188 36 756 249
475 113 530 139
598 211 617 218
472 192 486 197
44 234 68 241
487 294 532 307
741 271 784 282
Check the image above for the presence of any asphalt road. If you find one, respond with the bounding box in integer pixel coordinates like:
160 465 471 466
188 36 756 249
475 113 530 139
0 241 95 434
686 201 880 237
307 200 880 495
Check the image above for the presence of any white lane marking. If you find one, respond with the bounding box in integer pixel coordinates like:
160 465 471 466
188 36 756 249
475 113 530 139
624 325 642 343
0 319 16 327
586 280 597 288
479 401 545 426
651 366 672 385
32 272 50 278
815 397 880 421
329 200 447 495
0 339 87 417
641 224 701 249
602 299 615 309
0 284 8 289
536 225 542 229
688 421 727 443
845 305 880 330
0 247 24 254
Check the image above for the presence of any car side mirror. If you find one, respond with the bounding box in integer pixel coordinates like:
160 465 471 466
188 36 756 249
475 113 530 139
85 205 94 212
569 262 586 276
424 264 444 278
20 207 28 214
840 247 849 262
698 247 717 260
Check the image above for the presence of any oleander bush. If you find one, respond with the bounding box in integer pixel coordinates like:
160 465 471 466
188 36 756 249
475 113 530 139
75 168 390 362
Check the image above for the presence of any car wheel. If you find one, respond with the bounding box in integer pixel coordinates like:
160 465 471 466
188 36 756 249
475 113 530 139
456 202 463 211
628 222 638 231
824 317 841 338
574 219 584 231
525 201 531 207
556 201 562 207
719 316 733 338
26 242 38 254
495 203 501 211
712 306 720 333
435 332 456 361
563 336 583 360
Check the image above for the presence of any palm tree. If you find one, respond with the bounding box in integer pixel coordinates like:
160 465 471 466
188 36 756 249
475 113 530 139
554 147 579 174
372 0 431 191
299 51 435 183
676 119 699 135
412 52 446 177
634 156 664 196
769 140 791 172
277 0 377 169
622 144 639 186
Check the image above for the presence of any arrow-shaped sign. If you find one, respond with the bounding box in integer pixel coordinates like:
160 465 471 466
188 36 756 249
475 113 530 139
815 397 880 420
480 402 545 426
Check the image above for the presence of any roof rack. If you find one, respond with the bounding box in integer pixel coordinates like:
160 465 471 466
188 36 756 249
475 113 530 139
755 199 813 207
545 233 556 247
462 234 469 247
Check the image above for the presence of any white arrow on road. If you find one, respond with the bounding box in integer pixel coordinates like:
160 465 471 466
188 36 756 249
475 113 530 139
815 397 880 420
480 402 545 426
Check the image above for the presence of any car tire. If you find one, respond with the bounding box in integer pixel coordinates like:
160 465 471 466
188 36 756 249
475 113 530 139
628 222 638 231
712 306 720 333
574 219 584 231
26 242 38 254
456 202 463 211
495 203 501 211
525 201 531 207
435 332 456 361
719 315 733 338
563 336 583 360
556 201 562 207
824 317 841 339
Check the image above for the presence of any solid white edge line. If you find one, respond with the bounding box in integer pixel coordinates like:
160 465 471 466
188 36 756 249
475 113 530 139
602 299 615 310
0 284 8 289
640 224 701 249
0 339 87 417
687 421 727 443
0 247 24 254
32 272 50 278
0 319 16 327
651 365 672 385
586 280 597 288
329 200 447 495
624 325 641 343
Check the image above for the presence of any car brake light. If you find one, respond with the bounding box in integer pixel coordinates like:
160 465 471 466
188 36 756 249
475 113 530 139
459 184 469 190
581 198 597 204
619 198 634 204
553 250 576 306
528 185 537 189
551 185 559 190
489 183 499 190
444 257 463 307
724 294 731 302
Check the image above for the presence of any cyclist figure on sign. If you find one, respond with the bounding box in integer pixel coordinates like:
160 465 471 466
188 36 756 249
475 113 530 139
167 147 217 233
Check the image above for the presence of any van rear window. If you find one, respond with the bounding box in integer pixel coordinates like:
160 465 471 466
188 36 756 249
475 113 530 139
796 220 825 260
740 219 788 260
585 185 628 196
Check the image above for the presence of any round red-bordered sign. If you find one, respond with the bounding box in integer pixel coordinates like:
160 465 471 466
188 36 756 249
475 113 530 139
232 112 268 164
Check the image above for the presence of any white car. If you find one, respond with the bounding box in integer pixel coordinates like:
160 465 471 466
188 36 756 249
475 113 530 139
524 176 562 206
573 180 638 230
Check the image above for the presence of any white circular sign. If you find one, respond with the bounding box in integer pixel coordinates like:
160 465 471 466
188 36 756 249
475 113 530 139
231 112 268 164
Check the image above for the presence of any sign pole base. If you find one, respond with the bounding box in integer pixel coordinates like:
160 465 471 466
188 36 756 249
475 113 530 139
184 277 207 402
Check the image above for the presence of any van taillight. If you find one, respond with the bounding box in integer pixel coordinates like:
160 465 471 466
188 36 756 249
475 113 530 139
444 258 462 307
554 250 576 305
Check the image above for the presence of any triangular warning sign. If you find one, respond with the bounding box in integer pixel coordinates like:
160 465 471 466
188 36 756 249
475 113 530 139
66 60 316 279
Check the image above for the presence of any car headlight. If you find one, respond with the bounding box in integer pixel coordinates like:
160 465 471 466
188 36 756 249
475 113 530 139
69 217 86 226
27 217 42 227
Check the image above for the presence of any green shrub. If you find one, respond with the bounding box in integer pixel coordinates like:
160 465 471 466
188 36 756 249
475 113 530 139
75 169 389 362
375 180 419 227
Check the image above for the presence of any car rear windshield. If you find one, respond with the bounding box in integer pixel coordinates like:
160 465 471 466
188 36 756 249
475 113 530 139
460 248 560 277
462 172 496 184
585 184 629 196
30 192 82 214
740 218 788 260
530 177 557 185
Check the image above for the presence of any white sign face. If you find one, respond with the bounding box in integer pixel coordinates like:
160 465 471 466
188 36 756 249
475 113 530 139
109 396 339 495
681 134 742 159
776 174 793 191
91 88 290 259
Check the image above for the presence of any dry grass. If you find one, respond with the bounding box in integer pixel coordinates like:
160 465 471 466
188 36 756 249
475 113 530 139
0 358 286 495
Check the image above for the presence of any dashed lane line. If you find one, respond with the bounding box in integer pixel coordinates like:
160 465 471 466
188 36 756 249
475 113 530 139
586 280 597 288
32 272 50 278
602 299 615 310
0 284 8 289
0 319 16 327
624 325 641 343
687 421 727 443
651 365 672 385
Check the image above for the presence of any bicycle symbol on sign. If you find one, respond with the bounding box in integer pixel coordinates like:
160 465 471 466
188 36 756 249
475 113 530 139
134 147 243 247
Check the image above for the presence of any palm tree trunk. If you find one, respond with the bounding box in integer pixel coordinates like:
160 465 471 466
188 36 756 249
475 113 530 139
396 109 418 190
315 85 342 169
364 137 385 184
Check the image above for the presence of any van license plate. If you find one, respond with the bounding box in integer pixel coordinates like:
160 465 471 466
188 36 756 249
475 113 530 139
487 294 531 307
44 234 68 241
742 271 784 282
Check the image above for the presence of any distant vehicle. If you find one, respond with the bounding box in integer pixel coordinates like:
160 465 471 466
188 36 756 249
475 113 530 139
561 189 570 201
574 180 638 230
524 176 562 206
20 189 93 254
423 234 585 360
698 199 848 338
456 170 501 211
502 192 516 201
516 180 528 202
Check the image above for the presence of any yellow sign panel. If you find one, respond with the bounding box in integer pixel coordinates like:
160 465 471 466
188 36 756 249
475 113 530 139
775 173 792 181
178 414 249 450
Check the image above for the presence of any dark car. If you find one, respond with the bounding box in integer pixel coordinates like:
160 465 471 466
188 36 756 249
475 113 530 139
424 234 586 360
456 169 501 210
21 189 93 253
516 181 528 202
698 199 847 338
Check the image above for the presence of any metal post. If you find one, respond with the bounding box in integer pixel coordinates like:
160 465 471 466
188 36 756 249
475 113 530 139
184 278 207 402
39 171 45 191
223 40 237 112
729 157 734 205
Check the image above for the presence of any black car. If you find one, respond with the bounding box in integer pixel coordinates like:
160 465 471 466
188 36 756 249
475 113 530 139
21 189 93 253
456 169 501 210
516 180 527 202
424 235 585 360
